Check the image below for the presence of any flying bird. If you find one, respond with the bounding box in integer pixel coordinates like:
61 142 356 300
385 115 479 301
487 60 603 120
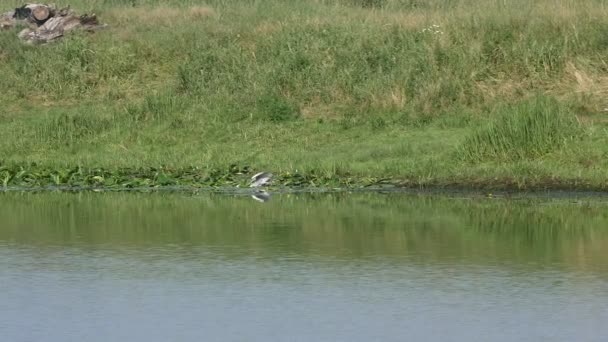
249 172 273 188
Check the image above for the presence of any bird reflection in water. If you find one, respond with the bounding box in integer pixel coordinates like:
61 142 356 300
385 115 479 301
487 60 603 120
249 172 273 203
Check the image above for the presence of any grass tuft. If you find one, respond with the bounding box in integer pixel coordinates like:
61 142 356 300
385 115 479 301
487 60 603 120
35 112 113 145
256 93 300 122
460 96 583 161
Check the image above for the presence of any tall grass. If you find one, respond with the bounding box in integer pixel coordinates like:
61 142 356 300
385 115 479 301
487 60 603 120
460 96 583 161
3 0 608 116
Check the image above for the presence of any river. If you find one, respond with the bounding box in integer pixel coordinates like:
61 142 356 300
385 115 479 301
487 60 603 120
1 191 607 341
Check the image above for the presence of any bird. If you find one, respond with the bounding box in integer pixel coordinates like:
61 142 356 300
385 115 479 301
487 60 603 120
249 172 273 188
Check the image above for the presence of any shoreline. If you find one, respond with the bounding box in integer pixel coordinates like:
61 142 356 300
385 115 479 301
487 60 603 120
2 165 608 195
2 1 608 194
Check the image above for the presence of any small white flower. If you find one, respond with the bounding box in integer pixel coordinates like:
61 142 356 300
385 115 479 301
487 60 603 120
420 24 445 35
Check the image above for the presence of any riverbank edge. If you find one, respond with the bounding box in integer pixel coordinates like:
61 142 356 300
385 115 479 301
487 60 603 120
1 165 607 193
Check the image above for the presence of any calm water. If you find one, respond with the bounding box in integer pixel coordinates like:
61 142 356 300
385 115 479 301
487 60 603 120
1 192 608 341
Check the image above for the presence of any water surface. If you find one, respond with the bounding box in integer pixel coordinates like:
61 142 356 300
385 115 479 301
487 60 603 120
1 192 608 341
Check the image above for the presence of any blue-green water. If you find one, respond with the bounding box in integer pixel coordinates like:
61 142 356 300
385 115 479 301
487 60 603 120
1 192 607 341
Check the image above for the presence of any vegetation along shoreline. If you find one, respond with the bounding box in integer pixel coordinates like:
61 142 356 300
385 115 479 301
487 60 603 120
1 0 608 192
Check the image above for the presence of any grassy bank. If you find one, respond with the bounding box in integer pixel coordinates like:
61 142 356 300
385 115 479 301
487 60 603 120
1 0 608 190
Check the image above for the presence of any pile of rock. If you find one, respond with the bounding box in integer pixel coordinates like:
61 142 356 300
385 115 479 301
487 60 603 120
0 3 105 44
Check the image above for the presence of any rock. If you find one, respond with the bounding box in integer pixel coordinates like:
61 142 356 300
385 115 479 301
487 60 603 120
1 3 106 44
0 11 16 29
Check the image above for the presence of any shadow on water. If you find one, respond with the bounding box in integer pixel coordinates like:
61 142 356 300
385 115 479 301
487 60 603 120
1 191 607 273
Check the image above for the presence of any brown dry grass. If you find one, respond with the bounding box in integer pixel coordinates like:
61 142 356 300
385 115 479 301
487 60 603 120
107 6 215 26
300 102 339 119
564 62 608 117
367 86 407 110
189 6 216 19
253 21 284 35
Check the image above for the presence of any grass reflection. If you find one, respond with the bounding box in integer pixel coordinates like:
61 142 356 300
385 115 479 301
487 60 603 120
0 192 607 272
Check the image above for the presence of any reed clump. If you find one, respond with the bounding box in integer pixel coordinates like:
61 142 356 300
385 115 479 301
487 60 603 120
460 96 584 161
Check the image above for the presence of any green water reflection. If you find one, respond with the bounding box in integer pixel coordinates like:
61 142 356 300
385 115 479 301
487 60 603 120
1 192 607 273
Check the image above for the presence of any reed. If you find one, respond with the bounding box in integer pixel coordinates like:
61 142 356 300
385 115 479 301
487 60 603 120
461 96 583 161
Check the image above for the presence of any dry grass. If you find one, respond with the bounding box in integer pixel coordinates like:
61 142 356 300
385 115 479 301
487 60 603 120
566 62 595 94
188 6 216 19
300 102 339 119
253 21 284 35
560 62 608 114
475 78 530 103
107 6 215 26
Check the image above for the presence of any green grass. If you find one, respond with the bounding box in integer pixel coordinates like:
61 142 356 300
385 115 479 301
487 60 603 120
1 0 608 189
461 96 584 161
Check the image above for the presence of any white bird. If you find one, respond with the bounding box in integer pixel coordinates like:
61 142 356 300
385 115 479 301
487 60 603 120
249 172 273 188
